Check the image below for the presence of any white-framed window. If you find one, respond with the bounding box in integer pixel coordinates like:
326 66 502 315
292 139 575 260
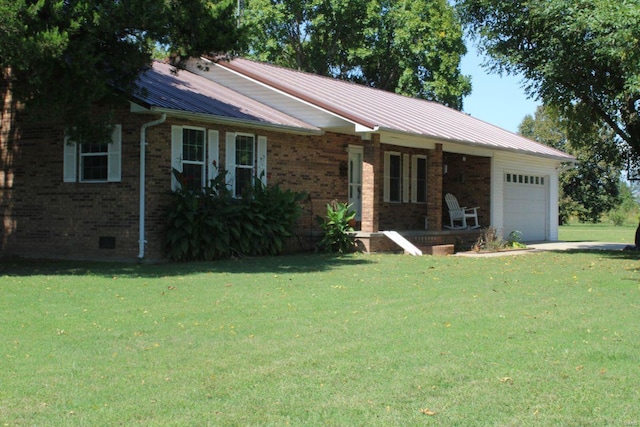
63 125 122 183
384 151 410 203
384 152 398 202
348 145 363 220
411 155 428 203
171 125 219 192
235 133 255 196
225 132 267 198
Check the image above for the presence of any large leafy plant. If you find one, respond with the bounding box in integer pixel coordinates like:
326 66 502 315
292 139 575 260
317 201 357 254
165 170 306 261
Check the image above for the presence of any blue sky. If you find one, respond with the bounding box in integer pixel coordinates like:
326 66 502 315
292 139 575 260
459 45 539 134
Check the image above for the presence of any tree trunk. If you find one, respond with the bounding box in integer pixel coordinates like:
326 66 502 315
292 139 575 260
1 66 18 250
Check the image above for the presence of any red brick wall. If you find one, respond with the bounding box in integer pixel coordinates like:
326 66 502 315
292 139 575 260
361 134 380 232
147 120 376 256
428 144 444 230
262 130 360 231
0 104 366 260
132 120 361 258
1 106 150 260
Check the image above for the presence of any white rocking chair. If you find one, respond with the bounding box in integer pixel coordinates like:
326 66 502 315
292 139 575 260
445 193 480 230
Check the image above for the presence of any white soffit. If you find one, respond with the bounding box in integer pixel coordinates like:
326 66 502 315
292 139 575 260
187 58 357 131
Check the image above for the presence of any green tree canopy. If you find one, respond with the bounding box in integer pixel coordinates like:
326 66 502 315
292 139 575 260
1 0 242 141
457 0 640 160
240 0 471 109
519 105 622 223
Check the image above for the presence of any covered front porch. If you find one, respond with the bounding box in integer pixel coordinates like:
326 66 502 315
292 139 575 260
351 134 491 254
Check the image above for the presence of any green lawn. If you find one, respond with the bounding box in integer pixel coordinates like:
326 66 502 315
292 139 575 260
1 249 640 426
559 223 637 244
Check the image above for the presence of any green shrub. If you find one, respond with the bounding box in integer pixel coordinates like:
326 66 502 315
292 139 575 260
317 201 357 254
506 230 527 249
472 227 527 252
165 170 306 261
608 208 627 226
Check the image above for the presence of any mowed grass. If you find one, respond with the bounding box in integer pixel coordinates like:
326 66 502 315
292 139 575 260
559 223 637 244
1 249 640 426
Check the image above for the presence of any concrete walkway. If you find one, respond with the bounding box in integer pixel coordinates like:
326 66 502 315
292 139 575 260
456 241 629 257
527 241 628 252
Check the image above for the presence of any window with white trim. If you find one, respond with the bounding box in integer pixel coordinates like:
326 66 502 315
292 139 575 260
384 151 404 203
63 125 121 183
411 155 428 203
225 132 267 198
182 127 206 191
235 134 255 196
171 125 219 192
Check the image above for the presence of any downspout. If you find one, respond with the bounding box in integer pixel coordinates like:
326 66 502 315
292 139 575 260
138 114 167 260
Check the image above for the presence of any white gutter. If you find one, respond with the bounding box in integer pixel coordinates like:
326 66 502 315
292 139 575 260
138 114 167 260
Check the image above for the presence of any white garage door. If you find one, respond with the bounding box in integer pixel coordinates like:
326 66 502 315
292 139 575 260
504 173 548 242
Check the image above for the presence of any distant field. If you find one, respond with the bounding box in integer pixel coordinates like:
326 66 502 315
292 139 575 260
559 223 637 244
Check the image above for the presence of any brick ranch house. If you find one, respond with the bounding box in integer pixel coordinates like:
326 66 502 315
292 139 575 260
0 57 574 261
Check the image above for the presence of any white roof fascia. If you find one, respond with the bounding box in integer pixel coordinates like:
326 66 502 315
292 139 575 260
355 123 377 133
378 131 493 156
378 131 438 151
376 127 575 162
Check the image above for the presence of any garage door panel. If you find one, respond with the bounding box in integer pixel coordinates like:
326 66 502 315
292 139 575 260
504 173 548 241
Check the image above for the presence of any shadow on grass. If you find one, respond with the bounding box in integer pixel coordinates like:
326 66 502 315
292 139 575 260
0 253 377 278
543 248 640 260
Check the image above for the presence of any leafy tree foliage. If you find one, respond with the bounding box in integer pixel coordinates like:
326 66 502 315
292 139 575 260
1 0 242 142
519 106 622 223
240 0 471 109
608 181 639 226
457 0 640 160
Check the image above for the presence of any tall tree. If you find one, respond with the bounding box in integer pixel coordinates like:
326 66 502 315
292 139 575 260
1 0 242 144
240 0 471 109
456 0 640 161
519 106 622 223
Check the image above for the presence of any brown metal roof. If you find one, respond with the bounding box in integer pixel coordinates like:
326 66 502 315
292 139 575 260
218 58 574 161
133 61 319 132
